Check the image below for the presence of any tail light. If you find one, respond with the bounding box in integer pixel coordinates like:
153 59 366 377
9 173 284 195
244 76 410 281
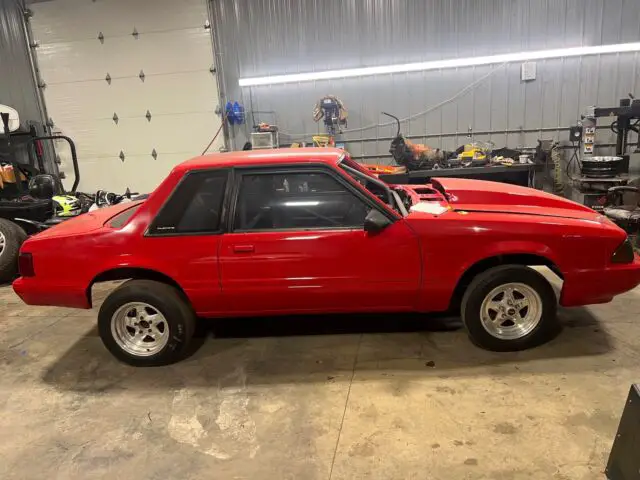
611 238 635 264
18 252 35 277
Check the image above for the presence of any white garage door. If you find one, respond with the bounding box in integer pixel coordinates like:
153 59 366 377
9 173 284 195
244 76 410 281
29 0 223 194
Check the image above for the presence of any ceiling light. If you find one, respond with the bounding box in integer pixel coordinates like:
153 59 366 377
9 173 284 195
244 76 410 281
239 42 640 87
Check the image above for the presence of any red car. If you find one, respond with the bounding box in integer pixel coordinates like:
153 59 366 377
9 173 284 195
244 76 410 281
13 148 640 366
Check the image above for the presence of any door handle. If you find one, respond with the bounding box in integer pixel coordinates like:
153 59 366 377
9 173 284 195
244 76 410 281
233 244 255 253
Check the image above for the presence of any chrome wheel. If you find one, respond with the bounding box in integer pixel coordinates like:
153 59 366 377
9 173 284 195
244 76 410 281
0 231 5 258
110 302 169 357
480 282 542 340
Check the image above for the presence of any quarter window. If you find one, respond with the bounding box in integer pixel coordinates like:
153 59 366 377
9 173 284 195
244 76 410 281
149 170 227 235
233 171 371 231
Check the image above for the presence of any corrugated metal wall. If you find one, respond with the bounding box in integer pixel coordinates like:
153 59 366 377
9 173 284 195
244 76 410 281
0 0 52 168
0 0 42 124
214 0 640 161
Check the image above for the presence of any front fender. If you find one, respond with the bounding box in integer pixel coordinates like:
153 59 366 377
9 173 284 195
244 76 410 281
458 240 563 274
419 239 562 312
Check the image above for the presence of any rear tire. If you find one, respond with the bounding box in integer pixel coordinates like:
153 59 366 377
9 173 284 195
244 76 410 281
0 219 27 283
461 265 558 351
98 279 196 366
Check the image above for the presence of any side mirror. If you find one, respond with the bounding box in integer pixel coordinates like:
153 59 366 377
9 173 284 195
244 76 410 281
364 209 392 234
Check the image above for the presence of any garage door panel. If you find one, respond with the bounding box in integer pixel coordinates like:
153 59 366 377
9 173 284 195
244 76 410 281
38 38 144 83
135 29 214 75
79 154 190 193
78 157 129 193
32 0 209 44
44 72 218 122
122 154 188 193
37 42 108 84
38 29 212 85
43 82 111 125
150 114 220 155
104 72 219 117
54 114 219 161
127 72 219 115
117 115 219 155
53 119 121 159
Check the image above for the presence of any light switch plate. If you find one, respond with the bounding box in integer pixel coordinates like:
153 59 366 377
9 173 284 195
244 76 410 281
521 62 537 81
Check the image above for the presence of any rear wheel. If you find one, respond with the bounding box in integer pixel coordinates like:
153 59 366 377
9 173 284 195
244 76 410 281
98 280 196 366
0 219 27 283
461 265 558 351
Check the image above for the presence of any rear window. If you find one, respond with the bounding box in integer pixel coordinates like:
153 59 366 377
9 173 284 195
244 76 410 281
148 169 228 235
108 205 141 228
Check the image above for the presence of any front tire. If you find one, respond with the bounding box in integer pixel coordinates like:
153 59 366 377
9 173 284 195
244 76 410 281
461 265 558 351
98 280 196 366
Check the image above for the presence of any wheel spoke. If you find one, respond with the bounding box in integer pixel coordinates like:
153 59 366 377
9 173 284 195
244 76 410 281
123 314 137 329
486 300 502 312
515 297 530 312
503 287 516 304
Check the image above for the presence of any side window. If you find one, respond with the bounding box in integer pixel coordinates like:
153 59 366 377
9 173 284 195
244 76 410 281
149 170 227 235
233 171 371 231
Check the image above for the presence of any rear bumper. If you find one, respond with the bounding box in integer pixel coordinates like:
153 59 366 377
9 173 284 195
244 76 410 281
560 256 640 307
12 277 91 309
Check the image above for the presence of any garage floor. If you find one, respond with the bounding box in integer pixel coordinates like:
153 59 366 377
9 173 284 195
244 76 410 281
1 281 638 480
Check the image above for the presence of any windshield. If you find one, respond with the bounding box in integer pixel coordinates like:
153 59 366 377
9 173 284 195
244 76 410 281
338 156 406 216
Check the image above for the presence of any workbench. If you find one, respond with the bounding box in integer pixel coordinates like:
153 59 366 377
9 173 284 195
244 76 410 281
378 163 536 188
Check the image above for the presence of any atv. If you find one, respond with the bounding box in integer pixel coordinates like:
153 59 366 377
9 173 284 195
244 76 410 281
0 105 81 282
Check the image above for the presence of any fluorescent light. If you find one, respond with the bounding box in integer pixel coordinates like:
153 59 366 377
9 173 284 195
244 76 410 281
239 42 640 87
283 201 319 207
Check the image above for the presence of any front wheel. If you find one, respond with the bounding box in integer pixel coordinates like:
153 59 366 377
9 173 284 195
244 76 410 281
98 280 196 366
461 265 558 351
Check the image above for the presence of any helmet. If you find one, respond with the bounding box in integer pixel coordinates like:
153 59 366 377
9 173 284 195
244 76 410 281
52 195 81 217
28 174 57 199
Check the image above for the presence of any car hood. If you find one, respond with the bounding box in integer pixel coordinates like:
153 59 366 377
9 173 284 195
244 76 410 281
423 177 603 221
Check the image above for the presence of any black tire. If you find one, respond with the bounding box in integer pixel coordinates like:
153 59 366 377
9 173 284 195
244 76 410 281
0 219 27 283
461 265 558 352
98 279 196 366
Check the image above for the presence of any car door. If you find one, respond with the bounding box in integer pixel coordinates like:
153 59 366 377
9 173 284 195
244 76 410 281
143 168 229 313
218 165 421 315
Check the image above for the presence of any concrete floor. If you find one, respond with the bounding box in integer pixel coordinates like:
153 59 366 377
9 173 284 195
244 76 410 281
0 281 638 480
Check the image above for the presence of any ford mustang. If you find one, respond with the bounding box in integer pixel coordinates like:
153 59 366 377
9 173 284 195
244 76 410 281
12 148 640 366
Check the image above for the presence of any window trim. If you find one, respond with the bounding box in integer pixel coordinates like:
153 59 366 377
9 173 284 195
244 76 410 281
145 168 232 237
107 202 143 229
228 164 395 233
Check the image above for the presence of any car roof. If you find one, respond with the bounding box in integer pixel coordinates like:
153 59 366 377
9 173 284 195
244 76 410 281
176 147 345 172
